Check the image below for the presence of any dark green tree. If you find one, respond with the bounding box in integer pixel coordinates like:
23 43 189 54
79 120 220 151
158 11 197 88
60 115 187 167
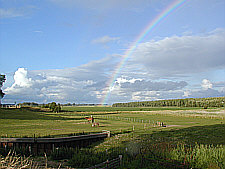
49 102 57 111
47 102 61 113
0 74 6 105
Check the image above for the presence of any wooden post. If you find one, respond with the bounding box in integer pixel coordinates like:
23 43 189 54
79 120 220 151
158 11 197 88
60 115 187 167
106 159 109 168
29 145 31 154
107 131 110 137
119 155 122 166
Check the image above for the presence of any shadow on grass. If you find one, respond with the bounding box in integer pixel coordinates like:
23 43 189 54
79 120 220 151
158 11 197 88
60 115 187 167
0 108 83 121
143 123 225 145
62 112 122 116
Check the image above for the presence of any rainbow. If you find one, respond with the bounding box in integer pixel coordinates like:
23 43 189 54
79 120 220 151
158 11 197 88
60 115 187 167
101 0 188 105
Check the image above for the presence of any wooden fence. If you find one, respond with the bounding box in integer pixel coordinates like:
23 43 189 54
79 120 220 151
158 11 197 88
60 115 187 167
88 155 122 169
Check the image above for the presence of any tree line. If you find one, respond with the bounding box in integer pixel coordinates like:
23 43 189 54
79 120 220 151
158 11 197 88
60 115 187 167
112 97 225 108
19 102 61 113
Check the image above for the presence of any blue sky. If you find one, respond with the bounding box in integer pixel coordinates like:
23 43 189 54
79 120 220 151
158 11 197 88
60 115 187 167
0 0 224 104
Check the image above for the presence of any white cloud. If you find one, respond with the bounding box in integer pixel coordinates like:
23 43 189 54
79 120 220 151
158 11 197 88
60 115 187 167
92 35 120 45
112 77 188 92
13 68 32 87
201 79 213 90
131 91 159 101
183 90 191 97
131 29 225 77
3 56 120 103
116 77 143 85
105 76 189 102
5 68 32 94
3 29 225 104
3 65 224 104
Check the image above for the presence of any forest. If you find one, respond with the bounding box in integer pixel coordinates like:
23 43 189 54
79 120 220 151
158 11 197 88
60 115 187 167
112 97 225 108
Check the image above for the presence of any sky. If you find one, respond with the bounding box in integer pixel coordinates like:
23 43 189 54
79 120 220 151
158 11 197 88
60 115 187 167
0 0 224 104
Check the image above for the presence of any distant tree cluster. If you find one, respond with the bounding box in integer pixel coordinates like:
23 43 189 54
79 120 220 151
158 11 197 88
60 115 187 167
19 102 39 107
62 103 103 106
42 102 61 113
112 97 225 108
63 103 76 106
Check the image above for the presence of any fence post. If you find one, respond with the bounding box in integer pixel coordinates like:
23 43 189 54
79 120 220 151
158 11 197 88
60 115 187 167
106 159 109 168
119 155 122 166
107 131 110 137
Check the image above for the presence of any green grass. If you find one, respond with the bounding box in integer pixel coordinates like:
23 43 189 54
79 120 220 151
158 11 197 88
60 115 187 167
0 107 224 138
62 106 206 112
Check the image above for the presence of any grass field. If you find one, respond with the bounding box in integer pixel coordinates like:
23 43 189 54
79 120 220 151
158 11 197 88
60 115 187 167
0 106 224 138
62 106 205 112
0 106 224 168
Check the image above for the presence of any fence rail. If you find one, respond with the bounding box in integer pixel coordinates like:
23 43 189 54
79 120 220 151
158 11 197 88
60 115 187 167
88 155 122 169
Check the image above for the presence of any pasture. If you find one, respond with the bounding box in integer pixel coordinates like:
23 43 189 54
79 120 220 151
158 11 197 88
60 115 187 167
0 106 224 168
0 106 224 138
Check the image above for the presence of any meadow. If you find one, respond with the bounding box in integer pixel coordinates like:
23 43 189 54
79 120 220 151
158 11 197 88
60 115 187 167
0 106 224 168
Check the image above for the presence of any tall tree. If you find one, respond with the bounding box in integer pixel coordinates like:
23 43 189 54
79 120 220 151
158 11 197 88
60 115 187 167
0 74 6 105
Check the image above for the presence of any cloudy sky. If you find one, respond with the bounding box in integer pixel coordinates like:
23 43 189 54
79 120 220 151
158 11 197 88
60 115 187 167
0 0 224 104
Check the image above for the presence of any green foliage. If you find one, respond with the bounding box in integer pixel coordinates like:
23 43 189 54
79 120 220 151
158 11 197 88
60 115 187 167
139 124 225 169
43 102 61 113
0 74 6 100
0 74 6 87
0 90 5 100
67 147 127 168
19 102 39 107
169 143 225 169
112 97 225 108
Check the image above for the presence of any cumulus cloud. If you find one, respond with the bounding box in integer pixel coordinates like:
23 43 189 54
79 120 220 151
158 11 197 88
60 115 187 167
3 66 224 104
5 68 32 94
201 79 213 90
3 29 225 104
3 56 120 103
131 29 225 77
105 77 188 102
183 90 191 97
